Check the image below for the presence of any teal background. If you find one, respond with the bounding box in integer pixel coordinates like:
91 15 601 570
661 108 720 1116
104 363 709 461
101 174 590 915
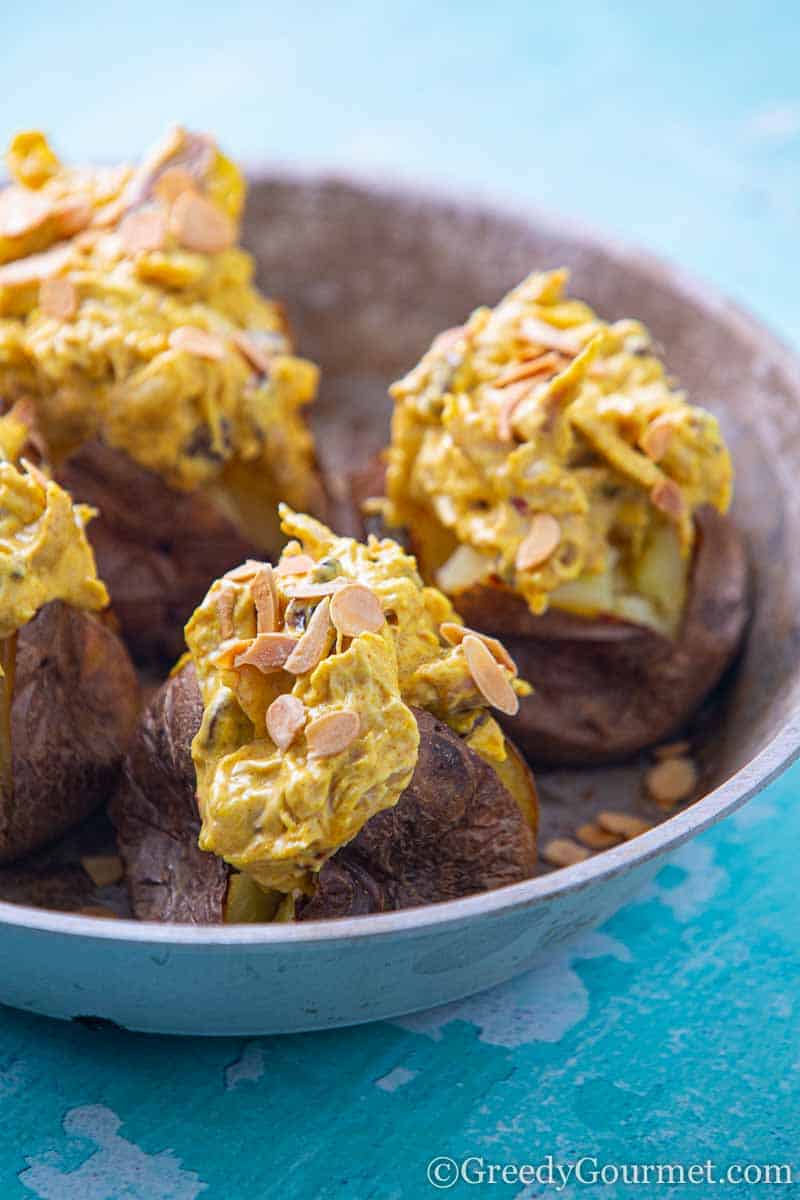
2 2 800 1196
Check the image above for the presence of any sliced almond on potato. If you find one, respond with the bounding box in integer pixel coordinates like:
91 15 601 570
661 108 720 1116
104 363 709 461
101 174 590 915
168 325 226 360
284 597 333 675
232 633 298 673
170 191 235 254
516 513 561 571
439 621 517 674
462 634 519 715
252 564 278 634
0 186 53 239
119 205 168 254
306 710 361 758
330 583 384 636
39 275 77 320
266 694 307 752
275 553 316 577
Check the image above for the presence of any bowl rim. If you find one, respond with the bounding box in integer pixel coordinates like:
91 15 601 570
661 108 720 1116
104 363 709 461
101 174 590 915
2 168 799 948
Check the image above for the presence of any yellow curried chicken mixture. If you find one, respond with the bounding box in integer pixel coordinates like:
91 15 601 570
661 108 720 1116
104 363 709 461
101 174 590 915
385 270 733 637
0 411 107 643
0 127 319 532
185 506 530 897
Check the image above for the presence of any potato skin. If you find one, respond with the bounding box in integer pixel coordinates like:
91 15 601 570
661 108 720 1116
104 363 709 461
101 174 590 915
57 441 262 666
455 505 750 764
114 668 538 923
112 663 229 923
296 708 538 920
0 600 140 864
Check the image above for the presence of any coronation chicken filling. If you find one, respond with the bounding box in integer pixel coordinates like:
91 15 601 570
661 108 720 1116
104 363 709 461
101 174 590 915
385 270 733 637
0 410 107 644
185 506 530 896
0 127 319 532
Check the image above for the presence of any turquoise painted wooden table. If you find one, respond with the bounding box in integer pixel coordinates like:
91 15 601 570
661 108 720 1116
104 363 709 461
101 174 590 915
2 3 799 1196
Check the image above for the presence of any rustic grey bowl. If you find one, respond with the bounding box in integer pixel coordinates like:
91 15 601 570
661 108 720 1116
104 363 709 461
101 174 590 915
0 173 798 1035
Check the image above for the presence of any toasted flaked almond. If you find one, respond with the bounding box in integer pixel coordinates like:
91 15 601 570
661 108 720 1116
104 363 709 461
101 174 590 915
462 633 519 715
119 205 168 254
170 190 235 254
306 709 361 758
54 198 93 238
439 621 517 674
216 584 236 639
80 854 124 888
266 694 307 752
519 316 582 356
284 597 333 675
542 838 590 867
650 478 684 519
639 417 674 462
597 810 653 839
516 513 561 572
252 564 278 634
168 325 226 360
0 186 53 239
330 583 384 637
575 823 623 851
224 559 263 582
281 578 348 600
153 166 197 205
495 351 564 388
645 757 697 806
496 379 536 442
653 739 692 761
0 243 72 289
232 330 273 376
77 905 119 919
39 275 77 320
275 553 316 577
233 633 298 673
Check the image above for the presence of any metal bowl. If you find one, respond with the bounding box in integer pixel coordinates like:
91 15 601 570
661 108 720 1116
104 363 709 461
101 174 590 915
1 173 799 1035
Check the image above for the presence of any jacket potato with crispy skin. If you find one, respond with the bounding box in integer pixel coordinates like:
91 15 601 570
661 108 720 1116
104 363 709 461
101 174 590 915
115 666 538 923
0 417 139 863
113 511 538 923
373 270 750 764
0 127 326 664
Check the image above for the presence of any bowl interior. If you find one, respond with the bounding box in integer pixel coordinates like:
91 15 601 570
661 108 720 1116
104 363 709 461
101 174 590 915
1 173 799 920
244 172 800 797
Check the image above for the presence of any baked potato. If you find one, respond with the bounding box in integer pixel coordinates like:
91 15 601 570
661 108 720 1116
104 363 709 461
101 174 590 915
369 269 750 763
0 126 326 664
113 509 538 922
1 601 140 863
0 420 139 862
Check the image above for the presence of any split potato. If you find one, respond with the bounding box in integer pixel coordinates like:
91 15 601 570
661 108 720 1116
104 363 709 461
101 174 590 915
350 464 749 765
454 505 750 764
113 665 538 924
